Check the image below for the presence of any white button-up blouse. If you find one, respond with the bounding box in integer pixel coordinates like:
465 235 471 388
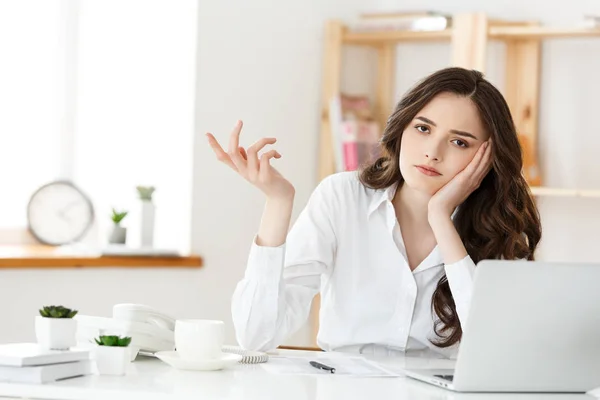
231 171 476 358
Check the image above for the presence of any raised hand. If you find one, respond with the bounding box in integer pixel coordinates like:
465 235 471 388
206 120 295 200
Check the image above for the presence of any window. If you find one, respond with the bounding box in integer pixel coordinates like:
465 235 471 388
0 0 198 252
0 1 63 230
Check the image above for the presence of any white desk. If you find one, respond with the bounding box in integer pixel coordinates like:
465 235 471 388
0 350 597 400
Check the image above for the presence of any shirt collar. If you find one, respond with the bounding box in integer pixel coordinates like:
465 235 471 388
367 181 399 217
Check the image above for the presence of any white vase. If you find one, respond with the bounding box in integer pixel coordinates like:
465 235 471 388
109 225 127 244
35 316 77 350
140 201 155 248
95 346 130 376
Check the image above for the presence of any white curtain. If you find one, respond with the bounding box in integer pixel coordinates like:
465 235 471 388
0 1 63 229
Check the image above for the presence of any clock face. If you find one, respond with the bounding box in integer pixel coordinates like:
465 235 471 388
27 181 95 246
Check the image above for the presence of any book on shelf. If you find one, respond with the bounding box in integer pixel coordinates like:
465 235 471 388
350 10 451 32
0 359 93 384
329 94 382 174
0 343 90 367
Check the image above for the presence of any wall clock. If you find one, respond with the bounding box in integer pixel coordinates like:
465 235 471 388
27 181 95 246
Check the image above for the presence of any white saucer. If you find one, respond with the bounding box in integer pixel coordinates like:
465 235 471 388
155 351 242 371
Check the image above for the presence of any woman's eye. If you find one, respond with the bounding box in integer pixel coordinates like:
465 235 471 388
416 125 429 133
452 139 468 148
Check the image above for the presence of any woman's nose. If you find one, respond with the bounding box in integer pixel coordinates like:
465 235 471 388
424 147 441 161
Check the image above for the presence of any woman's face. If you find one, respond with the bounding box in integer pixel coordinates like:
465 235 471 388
399 92 490 196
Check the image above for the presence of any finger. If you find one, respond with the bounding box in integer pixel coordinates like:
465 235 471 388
227 120 246 170
258 150 282 179
482 141 493 171
473 141 494 183
238 146 247 161
206 133 237 170
247 138 277 175
463 141 489 176
477 141 493 172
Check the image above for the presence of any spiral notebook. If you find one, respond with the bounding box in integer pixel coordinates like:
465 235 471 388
222 345 269 364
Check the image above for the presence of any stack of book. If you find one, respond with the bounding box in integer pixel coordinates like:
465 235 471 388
0 343 92 384
348 10 451 32
329 94 382 173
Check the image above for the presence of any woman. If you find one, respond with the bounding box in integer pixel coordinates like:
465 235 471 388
206 67 542 358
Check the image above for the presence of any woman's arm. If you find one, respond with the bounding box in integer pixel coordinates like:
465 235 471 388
256 194 295 247
232 178 337 351
428 214 476 329
207 121 336 351
428 214 467 264
427 141 493 330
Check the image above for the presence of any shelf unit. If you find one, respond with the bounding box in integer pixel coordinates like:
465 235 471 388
309 13 600 348
318 12 600 197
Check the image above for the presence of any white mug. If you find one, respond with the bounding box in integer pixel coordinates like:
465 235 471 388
174 319 224 360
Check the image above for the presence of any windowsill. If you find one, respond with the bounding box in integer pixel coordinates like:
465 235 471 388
0 245 203 269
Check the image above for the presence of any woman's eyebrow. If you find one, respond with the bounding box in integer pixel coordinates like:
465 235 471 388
415 116 479 141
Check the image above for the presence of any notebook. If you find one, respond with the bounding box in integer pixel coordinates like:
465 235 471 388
0 343 90 367
0 360 92 384
222 345 269 364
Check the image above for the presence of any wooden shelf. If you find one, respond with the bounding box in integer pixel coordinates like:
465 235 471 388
341 27 600 45
489 26 600 39
0 245 203 269
343 29 452 44
530 187 600 198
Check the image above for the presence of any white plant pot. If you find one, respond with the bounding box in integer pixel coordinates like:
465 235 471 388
95 346 130 376
140 201 155 248
35 316 77 350
109 225 127 244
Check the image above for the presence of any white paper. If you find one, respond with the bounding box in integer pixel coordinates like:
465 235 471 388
261 356 400 377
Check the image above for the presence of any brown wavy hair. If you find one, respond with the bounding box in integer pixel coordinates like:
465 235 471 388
359 67 542 348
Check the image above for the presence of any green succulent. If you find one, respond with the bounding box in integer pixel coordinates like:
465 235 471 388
94 335 132 347
111 208 128 224
39 305 78 319
136 186 155 201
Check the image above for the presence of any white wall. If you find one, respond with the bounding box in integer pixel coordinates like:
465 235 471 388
2 0 600 348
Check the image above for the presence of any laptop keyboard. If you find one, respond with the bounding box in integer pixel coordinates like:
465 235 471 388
434 374 454 382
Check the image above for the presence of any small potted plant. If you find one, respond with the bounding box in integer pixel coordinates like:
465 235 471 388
108 208 128 244
35 305 78 350
94 335 132 376
136 186 156 248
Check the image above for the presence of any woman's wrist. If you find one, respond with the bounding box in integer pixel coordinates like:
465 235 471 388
266 190 295 205
257 194 295 247
427 207 452 229
428 212 468 265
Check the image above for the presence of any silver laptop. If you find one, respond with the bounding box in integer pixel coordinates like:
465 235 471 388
405 260 600 393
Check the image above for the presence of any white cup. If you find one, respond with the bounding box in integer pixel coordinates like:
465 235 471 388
174 319 224 360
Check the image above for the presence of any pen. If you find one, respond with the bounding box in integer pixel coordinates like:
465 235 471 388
309 360 336 374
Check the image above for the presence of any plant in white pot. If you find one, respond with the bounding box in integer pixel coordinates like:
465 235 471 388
136 186 155 248
108 208 128 244
35 305 78 350
94 335 132 376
